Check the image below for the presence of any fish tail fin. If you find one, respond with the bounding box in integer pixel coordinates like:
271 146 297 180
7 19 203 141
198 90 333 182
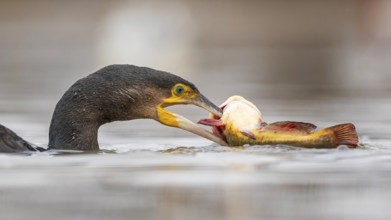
326 123 359 148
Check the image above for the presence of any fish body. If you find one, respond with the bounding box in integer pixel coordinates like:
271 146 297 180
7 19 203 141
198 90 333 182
199 96 358 148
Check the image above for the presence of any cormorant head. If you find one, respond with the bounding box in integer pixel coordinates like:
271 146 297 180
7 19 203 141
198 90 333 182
123 65 227 145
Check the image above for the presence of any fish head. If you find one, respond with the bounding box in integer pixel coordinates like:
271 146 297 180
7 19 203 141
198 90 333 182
199 95 264 145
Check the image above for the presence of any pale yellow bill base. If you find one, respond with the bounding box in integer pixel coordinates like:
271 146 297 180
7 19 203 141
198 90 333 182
174 112 228 146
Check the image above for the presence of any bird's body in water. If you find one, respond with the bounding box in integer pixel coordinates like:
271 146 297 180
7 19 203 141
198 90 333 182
0 64 226 153
0 125 45 153
199 96 359 148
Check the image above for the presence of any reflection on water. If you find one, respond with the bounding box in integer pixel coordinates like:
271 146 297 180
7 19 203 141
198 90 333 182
1 0 391 220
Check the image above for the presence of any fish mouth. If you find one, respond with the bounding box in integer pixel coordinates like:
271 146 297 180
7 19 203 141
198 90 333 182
198 102 230 142
209 105 227 140
198 95 262 143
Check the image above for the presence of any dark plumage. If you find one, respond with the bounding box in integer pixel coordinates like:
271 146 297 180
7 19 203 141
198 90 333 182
0 124 45 153
49 65 197 151
0 64 223 153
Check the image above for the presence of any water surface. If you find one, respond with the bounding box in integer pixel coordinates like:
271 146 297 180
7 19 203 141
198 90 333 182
1 93 391 220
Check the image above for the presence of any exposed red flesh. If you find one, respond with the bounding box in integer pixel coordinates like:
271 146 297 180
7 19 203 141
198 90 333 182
198 105 227 140
198 119 225 127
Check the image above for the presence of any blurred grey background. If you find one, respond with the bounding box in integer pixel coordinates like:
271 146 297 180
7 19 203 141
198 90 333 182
0 0 390 144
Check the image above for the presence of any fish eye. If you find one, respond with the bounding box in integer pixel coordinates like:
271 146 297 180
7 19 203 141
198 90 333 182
174 85 185 96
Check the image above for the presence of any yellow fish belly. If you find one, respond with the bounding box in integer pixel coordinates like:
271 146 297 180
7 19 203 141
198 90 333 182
226 123 358 148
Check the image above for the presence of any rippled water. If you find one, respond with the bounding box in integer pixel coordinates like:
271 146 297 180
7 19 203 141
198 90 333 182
1 91 391 220
1 141 391 220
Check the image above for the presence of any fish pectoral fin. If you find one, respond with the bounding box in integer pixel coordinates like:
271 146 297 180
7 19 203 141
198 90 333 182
262 121 317 135
198 119 225 127
241 130 256 140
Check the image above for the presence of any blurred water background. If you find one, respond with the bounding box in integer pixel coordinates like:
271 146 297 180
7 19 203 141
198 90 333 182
0 0 391 220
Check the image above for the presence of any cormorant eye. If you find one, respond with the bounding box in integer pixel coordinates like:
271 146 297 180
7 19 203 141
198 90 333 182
175 85 185 96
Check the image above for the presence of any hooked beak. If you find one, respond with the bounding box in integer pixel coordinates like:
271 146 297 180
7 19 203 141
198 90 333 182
157 94 227 146
191 94 223 117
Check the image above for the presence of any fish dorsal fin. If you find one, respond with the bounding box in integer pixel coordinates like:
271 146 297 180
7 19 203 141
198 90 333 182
261 121 317 135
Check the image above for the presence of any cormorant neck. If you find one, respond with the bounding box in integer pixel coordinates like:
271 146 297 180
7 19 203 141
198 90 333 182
48 106 103 151
47 77 110 151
